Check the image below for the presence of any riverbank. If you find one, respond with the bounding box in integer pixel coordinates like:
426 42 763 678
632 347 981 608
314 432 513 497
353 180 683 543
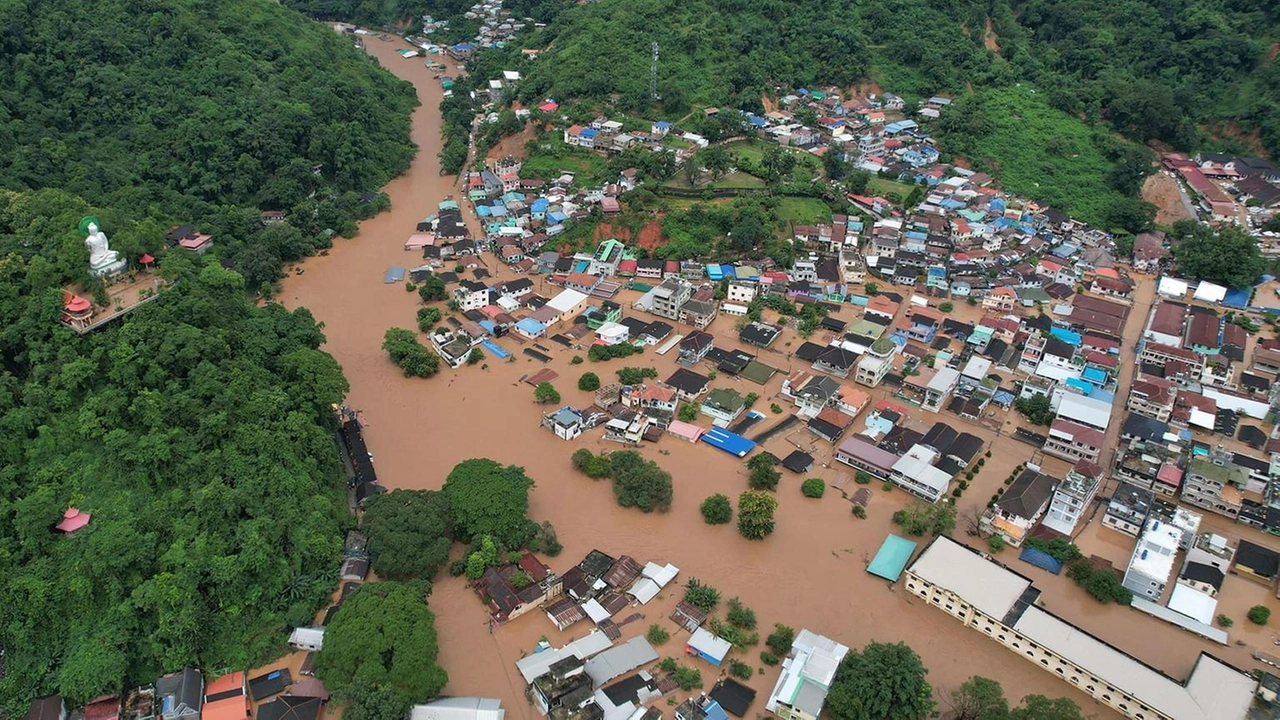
278 34 1127 720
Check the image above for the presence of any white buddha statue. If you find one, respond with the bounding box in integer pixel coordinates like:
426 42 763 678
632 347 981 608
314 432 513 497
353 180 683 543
85 222 124 276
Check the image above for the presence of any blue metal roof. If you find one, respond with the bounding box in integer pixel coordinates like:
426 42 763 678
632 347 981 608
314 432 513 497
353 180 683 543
1082 367 1108 384
1048 327 1082 345
699 427 755 457
867 534 918 581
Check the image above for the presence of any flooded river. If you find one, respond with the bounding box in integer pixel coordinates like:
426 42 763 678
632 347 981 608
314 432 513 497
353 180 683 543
278 34 1156 720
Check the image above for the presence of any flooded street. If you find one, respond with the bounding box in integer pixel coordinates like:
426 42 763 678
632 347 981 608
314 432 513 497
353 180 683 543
265 34 1273 720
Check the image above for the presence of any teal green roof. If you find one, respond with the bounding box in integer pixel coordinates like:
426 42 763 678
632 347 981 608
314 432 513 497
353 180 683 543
867 534 918 582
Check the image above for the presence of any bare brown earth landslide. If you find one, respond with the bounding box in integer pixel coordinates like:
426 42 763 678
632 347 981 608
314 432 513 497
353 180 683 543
271 34 1280 720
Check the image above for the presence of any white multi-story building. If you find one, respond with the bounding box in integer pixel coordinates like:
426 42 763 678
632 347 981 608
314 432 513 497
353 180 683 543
1042 460 1104 536
650 278 692 321
855 338 896 389
1122 516 1182 601
726 281 758 304
765 630 849 720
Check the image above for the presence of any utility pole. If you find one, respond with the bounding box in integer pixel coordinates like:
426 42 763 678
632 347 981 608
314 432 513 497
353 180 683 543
650 42 660 101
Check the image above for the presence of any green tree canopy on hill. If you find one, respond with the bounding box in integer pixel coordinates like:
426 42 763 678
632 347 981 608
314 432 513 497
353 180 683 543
0 0 416 291
0 192 351 711
315 582 448 704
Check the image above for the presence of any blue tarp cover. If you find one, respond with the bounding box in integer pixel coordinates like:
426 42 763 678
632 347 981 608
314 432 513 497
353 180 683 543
383 265 406 283
1019 547 1064 575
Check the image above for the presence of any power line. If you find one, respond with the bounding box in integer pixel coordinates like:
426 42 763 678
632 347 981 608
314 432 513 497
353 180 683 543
650 42 660 100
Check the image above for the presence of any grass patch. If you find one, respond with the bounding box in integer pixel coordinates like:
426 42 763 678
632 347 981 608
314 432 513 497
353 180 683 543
868 176 915 198
520 136 612 186
710 171 768 189
775 197 832 225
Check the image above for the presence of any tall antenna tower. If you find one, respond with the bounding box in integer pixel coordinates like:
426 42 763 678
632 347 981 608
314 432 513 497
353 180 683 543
650 42 660 100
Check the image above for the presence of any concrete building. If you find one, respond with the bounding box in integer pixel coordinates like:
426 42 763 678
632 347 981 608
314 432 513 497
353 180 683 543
922 367 960 413
1042 460 1103 536
700 388 747 425
1122 516 1183 601
889 444 952 503
855 338 896 388
650 278 693 321
1042 418 1105 464
1128 376 1178 423
904 536 1257 720
542 407 586 441
765 630 849 720
1184 533 1236 577
1181 456 1250 520
727 281 758 304
1103 482 1154 537
454 280 491 311
983 467 1058 547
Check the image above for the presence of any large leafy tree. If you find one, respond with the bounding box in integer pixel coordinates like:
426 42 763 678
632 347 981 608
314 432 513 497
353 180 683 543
948 676 1009 720
315 582 448 704
361 490 453 580
1170 220 1264 289
736 490 777 540
1008 695 1084 720
826 642 936 720
442 459 537 548
608 450 673 513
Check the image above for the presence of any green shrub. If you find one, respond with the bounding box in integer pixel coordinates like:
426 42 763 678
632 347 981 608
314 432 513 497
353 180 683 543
1249 606 1272 625
684 578 721 612
570 355 584 364
578 372 601 391
1218 614 1234 628
1066 559 1132 604
1025 537 1082 563
647 624 670 644
770 403 784 414
616 366 658 384
700 494 733 524
882 480 894 491
728 659 753 680
801 478 825 498
672 665 702 690
765 624 795 655
760 651 779 666
416 306 442 332
727 597 757 630
852 504 867 519
988 535 1006 552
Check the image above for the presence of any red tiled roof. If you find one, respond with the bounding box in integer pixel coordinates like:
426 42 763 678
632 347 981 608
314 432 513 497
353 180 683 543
1156 464 1184 488
517 552 550 581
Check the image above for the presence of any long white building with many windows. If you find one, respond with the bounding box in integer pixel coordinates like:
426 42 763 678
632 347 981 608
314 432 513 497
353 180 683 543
903 536 1255 720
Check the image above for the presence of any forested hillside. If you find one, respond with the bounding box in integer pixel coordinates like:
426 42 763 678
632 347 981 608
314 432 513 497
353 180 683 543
0 0 418 281
0 190 352 712
0 0 423 711
497 0 1277 152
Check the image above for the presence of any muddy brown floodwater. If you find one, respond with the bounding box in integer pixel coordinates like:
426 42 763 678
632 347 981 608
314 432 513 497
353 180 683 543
277 34 1153 720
